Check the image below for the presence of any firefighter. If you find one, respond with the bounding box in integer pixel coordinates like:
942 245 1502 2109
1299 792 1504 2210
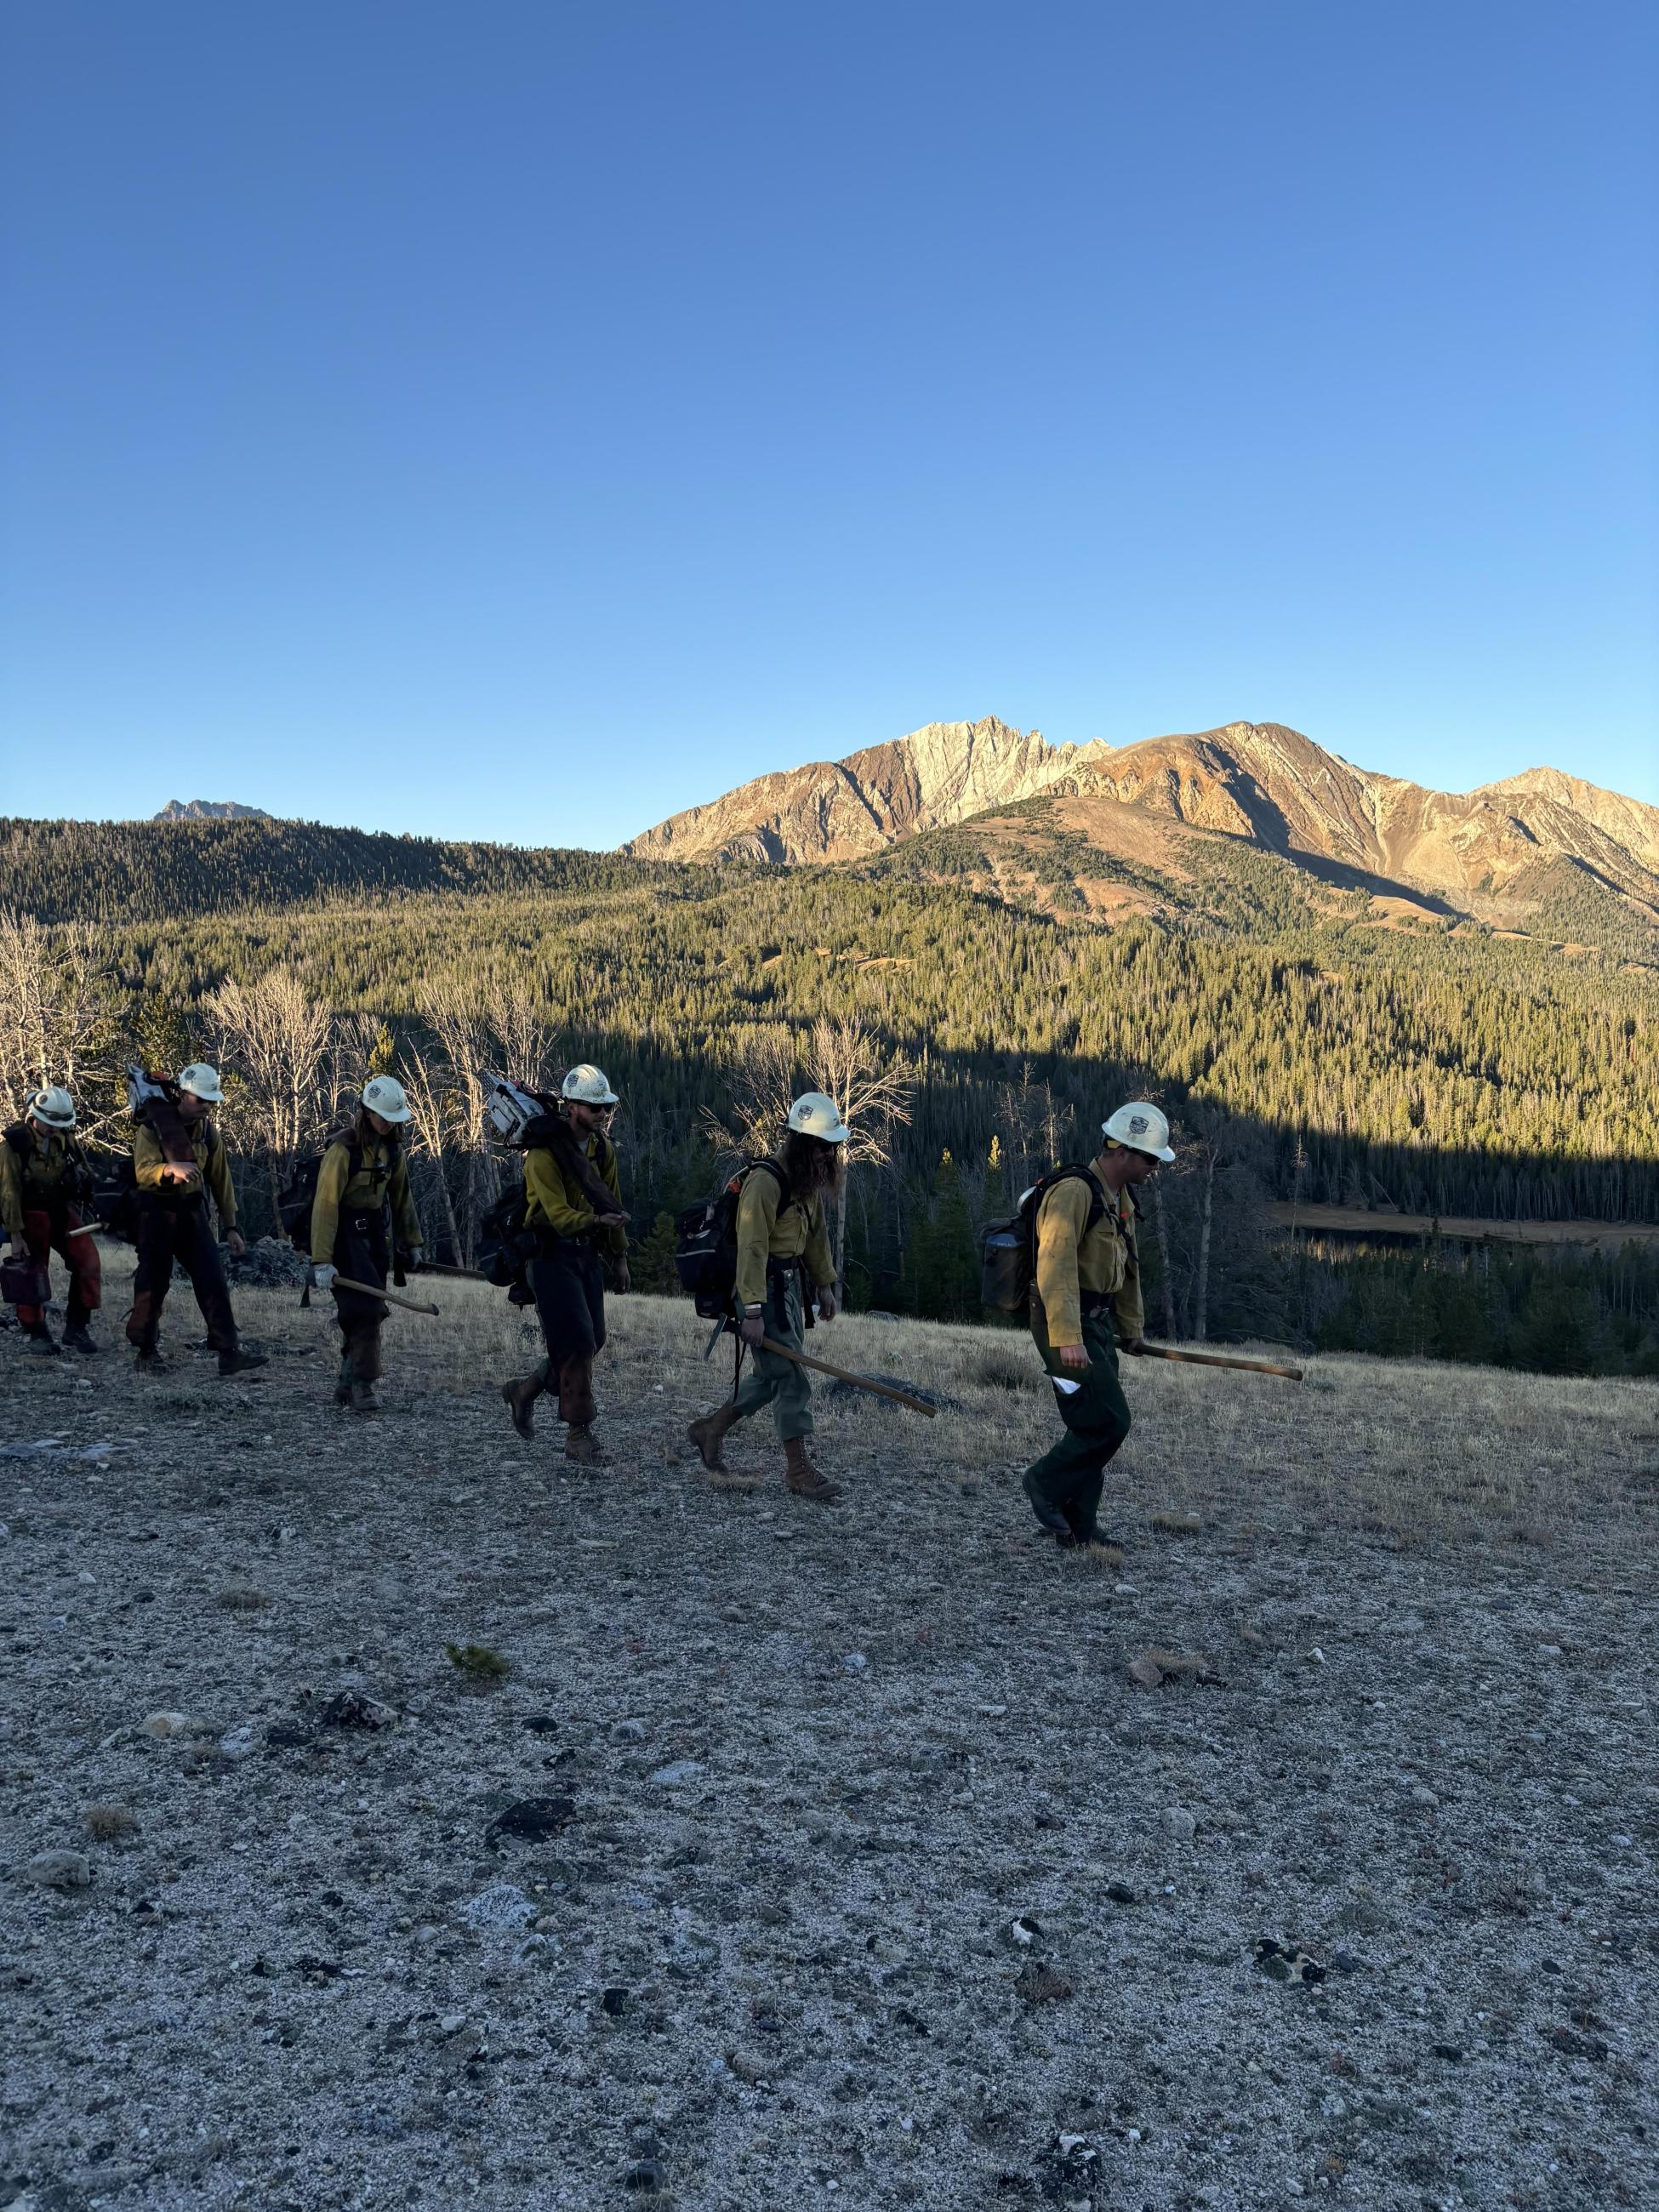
126 1063 267 1377
499 1065 630 1465
687 1092 847 1504
0 1087 101 1355
309 1075 423 1413
1020 1100 1173 1548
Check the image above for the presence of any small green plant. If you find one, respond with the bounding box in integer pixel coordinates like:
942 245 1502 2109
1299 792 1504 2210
445 1641 510 1685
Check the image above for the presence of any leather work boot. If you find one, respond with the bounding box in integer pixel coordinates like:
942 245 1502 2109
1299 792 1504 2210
565 1426 606 1468
334 1351 353 1408
501 1373 541 1440
25 1326 60 1358
784 1436 841 1504
1021 1468 1072 1539
218 1348 269 1378
350 1380 379 1415
133 1345 167 1374
62 1326 98 1357
687 1403 741 1473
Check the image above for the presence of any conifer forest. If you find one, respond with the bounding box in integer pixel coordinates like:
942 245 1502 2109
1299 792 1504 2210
4 814 1656 1373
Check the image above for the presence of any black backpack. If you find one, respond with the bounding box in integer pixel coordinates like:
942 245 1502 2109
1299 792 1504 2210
1 1122 123 1243
980 1164 1111 1314
476 1178 533 1290
3 1123 94 1211
91 1156 141 1244
278 1134 400 1247
674 1160 790 1320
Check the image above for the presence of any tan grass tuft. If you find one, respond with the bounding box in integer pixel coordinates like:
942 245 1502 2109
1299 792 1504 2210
85 1804 138 1840
1059 1542 1126 1572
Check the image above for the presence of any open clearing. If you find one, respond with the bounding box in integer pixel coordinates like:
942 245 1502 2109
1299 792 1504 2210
3 1263 1656 2211
1263 1204 1659 1253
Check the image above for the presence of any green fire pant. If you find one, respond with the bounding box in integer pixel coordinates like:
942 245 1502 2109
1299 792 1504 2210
731 1270 813 1442
1023 1301 1132 1533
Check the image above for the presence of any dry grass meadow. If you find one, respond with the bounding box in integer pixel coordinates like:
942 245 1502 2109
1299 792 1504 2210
3 1248 1656 2212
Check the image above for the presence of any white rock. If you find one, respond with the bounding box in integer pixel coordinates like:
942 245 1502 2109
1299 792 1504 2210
20 1850 93 1889
610 1718 648 1743
651 1759 704 1786
460 1883 538 1932
141 1711 211 1739
1166 1807 1198 1842
219 1725 257 1760
438 2011 468 2036
1411 1784 1440 1807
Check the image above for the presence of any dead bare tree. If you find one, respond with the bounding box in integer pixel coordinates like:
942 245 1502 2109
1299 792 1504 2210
398 1035 465 1263
0 910 121 1136
482 976 561 1094
206 970 334 1224
702 1025 802 1162
995 1061 1075 1196
808 1016 915 1276
417 976 495 1263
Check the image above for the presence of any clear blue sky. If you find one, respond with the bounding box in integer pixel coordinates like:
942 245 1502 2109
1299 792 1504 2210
2 1 1655 845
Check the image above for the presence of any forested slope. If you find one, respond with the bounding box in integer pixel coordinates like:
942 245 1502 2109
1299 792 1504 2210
0 815 701 921
7 813 1656 1368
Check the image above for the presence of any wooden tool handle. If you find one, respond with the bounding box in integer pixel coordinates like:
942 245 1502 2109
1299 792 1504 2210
1137 1344 1303 1381
759 1336 938 1417
330 1274 441 1317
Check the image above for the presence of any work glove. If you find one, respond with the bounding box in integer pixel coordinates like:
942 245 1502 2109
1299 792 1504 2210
738 1309 765 1348
312 1263 338 1292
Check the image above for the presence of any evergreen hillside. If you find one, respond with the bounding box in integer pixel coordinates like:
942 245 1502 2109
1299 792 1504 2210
7 811 1656 1368
0 815 704 922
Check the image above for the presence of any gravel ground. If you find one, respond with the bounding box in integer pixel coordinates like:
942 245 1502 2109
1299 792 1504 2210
2 1268 1655 2212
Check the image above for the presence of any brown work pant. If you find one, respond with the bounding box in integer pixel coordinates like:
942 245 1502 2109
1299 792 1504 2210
528 1240 604 1428
127 1200 237 1354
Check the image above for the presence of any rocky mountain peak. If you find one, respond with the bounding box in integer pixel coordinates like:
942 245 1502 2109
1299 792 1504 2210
154 799 269 823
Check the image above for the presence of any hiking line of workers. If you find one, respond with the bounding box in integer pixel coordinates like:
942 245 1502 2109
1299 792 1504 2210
3 1066 1177 1542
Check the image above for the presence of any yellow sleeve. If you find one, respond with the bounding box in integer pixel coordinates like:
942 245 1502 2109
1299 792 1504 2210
733 1167 782 1309
311 1142 351 1264
803 1194 836 1290
1115 1205 1145 1342
205 1130 237 1230
525 1147 592 1240
132 1124 168 1192
1034 1178 1090 1347
389 1152 423 1253
0 1141 22 1238
597 1142 626 1258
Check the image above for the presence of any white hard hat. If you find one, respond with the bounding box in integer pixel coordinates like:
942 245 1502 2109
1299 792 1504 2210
28 1086 77 1130
362 1075 412 1124
1102 1100 1175 1163
787 1091 851 1144
562 1063 619 1107
177 1063 225 1103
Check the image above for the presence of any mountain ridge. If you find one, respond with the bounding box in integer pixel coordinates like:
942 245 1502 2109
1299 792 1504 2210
621 715 1659 935
153 799 269 822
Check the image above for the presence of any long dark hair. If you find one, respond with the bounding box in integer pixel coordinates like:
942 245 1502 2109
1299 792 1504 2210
780 1131 844 1202
354 1109 400 1155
